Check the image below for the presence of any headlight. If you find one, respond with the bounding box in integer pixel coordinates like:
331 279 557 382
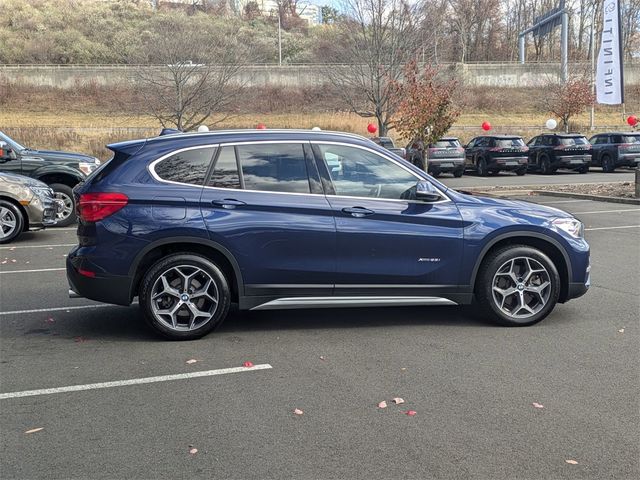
551 217 584 238
30 186 53 198
79 160 100 176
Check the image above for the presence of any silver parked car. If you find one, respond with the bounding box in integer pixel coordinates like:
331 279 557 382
0 172 61 244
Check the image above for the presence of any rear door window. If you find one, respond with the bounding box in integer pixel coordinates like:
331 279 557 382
237 143 311 194
153 147 216 185
207 146 240 189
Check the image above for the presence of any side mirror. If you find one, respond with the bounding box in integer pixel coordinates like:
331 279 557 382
415 180 442 202
0 141 14 161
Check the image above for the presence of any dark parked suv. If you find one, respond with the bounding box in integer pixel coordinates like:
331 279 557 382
0 131 101 226
67 129 590 340
527 134 591 174
464 135 528 176
589 132 640 172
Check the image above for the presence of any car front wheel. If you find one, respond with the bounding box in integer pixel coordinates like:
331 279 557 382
139 253 231 340
50 183 77 227
475 245 560 326
0 200 24 244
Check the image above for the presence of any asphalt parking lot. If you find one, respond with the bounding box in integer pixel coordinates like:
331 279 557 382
1 194 638 479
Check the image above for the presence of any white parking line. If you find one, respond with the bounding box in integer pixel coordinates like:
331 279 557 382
0 268 65 274
0 304 114 316
0 364 273 400
573 208 640 214
585 225 640 231
536 199 591 205
0 243 75 250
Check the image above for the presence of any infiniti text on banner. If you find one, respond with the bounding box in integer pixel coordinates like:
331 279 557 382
596 0 624 104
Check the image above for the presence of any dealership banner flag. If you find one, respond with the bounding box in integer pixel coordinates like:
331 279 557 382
596 0 624 104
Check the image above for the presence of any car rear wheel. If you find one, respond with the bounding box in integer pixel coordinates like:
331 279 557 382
453 168 464 178
601 154 615 173
515 167 527 176
139 253 231 340
0 200 24 244
475 245 560 327
576 165 589 174
50 183 77 227
539 155 554 175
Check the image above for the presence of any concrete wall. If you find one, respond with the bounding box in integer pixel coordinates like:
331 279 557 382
0 63 638 89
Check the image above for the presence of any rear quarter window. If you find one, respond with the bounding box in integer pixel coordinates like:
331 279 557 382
153 147 216 185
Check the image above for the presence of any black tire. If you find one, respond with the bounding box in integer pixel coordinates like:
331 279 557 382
477 157 488 177
576 165 589 174
430 170 440 178
0 200 24 244
453 168 464 178
601 155 615 173
49 183 77 227
139 253 231 340
515 167 527 176
539 155 554 175
475 245 560 327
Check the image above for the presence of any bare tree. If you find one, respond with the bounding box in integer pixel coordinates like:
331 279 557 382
322 0 423 136
132 17 249 131
540 77 594 132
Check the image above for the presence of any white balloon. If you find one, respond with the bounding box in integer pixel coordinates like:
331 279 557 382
545 119 557 130
311 126 321 131
197 125 209 132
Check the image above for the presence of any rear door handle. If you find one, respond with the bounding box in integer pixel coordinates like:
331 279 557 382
212 199 247 209
342 207 375 218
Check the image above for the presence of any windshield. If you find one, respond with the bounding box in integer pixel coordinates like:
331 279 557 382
621 135 640 144
558 137 588 146
0 131 26 151
495 138 525 147
432 139 461 148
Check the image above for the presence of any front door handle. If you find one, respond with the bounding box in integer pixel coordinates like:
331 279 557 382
212 199 246 209
342 207 375 218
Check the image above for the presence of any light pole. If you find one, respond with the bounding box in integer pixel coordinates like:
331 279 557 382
278 10 282 67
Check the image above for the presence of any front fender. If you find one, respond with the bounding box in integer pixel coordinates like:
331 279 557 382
32 165 85 184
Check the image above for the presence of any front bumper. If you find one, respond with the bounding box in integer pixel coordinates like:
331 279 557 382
66 249 133 306
26 196 61 229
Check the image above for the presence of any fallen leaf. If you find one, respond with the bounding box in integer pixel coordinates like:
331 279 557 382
1 261 6 264
25 261 30 264
293 408 304 415
189 448 198 455
377 401 388 408
618 328 624 333
185 359 198 364
532 402 544 409
392 397 405 405
405 410 417 416
400 367 407 371
45 317 55 324
565 459 578 465
24 427 43 434
243 361 254 368
319 356 325 361
11 259 16 263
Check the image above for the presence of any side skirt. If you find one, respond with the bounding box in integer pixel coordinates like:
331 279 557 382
248 296 462 311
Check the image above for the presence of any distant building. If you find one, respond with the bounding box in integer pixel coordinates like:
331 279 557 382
236 1 322 26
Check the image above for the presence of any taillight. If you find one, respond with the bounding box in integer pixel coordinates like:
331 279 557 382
618 143 633 151
77 192 128 222
456 147 465 153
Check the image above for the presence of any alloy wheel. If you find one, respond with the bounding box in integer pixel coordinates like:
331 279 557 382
54 191 74 221
150 265 219 331
0 206 17 239
491 257 552 319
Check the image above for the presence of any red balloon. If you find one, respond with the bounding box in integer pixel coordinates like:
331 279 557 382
256 123 267 130
481 121 492 131
627 115 638 126
367 123 377 134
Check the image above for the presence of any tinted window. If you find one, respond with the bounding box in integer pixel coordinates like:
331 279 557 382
317 144 418 200
558 137 588 146
594 136 609 144
527 137 539 146
621 135 640 144
432 139 461 148
154 147 215 185
494 138 525 147
476 138 489 147
238 143 310 194
208 146 240 189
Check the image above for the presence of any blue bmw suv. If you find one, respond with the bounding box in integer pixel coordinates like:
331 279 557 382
67 129 590 339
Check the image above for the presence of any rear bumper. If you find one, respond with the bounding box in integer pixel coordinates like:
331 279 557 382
554 155 591 167
489 157 528 170
428 159 464 172
66 251 133 306
617 153 640 167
